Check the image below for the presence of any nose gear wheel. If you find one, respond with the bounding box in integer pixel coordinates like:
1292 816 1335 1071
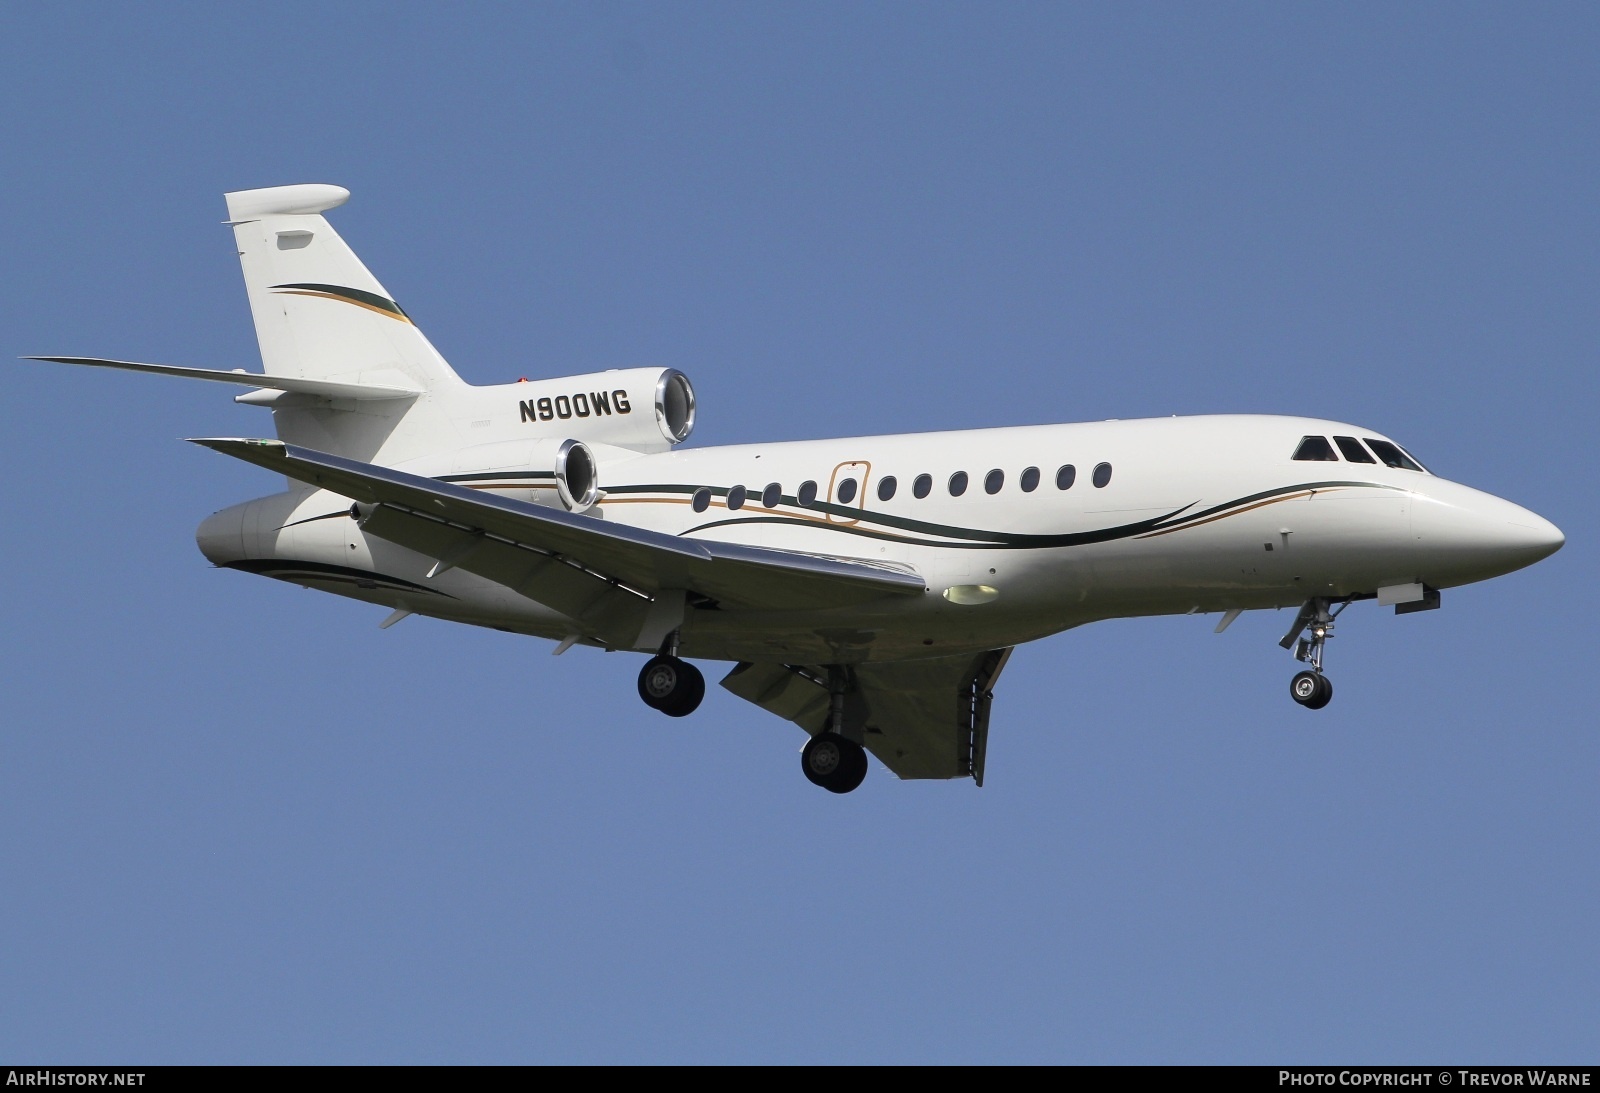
1290 669 1333 709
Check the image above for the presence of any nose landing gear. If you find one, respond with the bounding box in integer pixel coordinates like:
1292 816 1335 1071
1280 597 1347 709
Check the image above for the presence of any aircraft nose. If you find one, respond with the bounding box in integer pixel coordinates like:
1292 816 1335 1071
1413 486 1564 584
1501 508 1566 563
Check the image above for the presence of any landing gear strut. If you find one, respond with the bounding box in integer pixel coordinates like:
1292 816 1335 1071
637 632 704 717
801 667 868 794
1280 597 1347 710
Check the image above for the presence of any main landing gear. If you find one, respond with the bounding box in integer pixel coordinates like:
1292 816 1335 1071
802 733 868 794
1280 597 1347 710
801 667 868 794
636 633 704 718
635 644 868 793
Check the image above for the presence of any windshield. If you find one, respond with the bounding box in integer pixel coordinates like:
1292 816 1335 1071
1364 438 1427 472
1292 433 1430 473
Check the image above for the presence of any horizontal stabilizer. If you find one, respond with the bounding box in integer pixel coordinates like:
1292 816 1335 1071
22 356 421 401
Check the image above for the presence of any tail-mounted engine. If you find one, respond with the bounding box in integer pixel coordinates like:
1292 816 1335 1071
394 435 628 515
553 439 599 511
502 367 694 453
385 367 694 512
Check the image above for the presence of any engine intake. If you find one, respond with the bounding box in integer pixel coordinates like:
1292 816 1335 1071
656 369 695 444
554 439 599 512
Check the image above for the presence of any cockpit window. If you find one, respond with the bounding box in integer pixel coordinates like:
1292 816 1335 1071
1292 436 1338 461
1364 438 1424 471
1333 436 1376 463
1397 444 1430 473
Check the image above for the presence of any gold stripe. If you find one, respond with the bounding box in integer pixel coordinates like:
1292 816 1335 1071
272 289 414 324
598 497 832 522
461 482 551 491
1134 488 1345 539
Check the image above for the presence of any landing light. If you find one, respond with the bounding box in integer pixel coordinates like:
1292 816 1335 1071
943 584 999 605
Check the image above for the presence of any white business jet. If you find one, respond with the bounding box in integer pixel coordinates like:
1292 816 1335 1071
27 184 1564 793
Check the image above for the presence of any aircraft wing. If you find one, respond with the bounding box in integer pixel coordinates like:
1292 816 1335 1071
720 648 1012 784
191 439 926 644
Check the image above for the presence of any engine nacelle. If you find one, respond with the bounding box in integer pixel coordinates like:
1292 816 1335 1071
552 438 599 512
491 367 694 453
394 436 638 514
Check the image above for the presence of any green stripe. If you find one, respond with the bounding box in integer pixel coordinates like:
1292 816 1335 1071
272 282 410 319
438 471 556 483
683 512 1180 550
639 479 1398 550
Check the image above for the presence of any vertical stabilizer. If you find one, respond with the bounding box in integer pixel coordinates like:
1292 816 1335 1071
225 184 464 394
224 184 467 463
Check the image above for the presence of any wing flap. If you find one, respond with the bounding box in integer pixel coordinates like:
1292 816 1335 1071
719 648 1012 782
356 504 651 648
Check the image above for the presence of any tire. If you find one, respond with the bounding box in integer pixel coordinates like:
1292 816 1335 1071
835 740 869 793
1290 670 1321 707
637 655 705 716
660 660 705 717
802 732 868 793
1305 674 1333 710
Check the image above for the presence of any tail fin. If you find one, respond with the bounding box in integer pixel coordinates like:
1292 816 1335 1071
225 185 464 394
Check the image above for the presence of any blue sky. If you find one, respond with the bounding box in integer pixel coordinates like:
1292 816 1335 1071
1 4 1594 1063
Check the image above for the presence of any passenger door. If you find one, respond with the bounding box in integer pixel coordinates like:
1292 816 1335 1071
826 461 871 525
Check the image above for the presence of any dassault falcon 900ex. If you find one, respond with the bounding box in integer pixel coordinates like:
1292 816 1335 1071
26 184 1565 793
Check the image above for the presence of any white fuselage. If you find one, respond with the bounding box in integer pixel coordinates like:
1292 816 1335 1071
196 413 1563 665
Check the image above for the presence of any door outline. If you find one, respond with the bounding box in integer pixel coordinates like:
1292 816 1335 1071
826 461 871 525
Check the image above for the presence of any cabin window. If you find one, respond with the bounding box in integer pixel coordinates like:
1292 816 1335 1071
692 487 711 513
762 482 782 508
727 484 747 510
1020 466 1040 492
798 480 818 507
1292 435 1339 461
985 469 1004 495
1056 464 1076 490
878 476 897 502
1092 462 1113 488
1334 436 1376 463
949 471 969 497
1364 438 1424 471
913 474 932 499
837 478 858 505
